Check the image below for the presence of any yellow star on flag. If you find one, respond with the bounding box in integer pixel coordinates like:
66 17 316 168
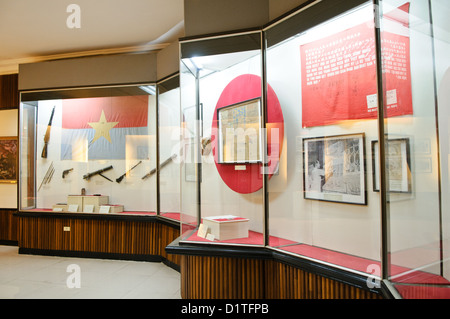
88 110 119 144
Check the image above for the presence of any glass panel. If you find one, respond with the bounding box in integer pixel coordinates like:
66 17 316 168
19 102 36 210
179 60 199 238
19 85 157 216
157 75 181 222
266 2 382 276
381 0 450 298
179 32 265 246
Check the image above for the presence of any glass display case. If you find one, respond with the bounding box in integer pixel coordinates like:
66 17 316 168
380 0 450 299
157 75 182 222
265 0 381 278
178 0 450 298
19 83 177 218
179 31 267 246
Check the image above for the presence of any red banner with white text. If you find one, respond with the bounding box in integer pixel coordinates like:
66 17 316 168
300 3 412 128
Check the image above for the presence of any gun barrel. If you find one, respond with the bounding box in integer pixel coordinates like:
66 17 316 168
83 165 113 180
41 107 55 159
141 154 176 180
116 161 142 183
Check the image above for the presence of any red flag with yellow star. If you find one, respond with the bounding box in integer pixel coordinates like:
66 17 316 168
61 95 149 160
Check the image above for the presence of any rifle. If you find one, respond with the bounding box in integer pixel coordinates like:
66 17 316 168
62 168 73 179
116 161 142 183
41 106 55 158
38 162 54 191
83 165 113 182
142 154 177 180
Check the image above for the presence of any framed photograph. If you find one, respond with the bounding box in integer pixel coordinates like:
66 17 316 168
217 98 262 164
372 138 412 193
0 137 18 184
303 133 366 205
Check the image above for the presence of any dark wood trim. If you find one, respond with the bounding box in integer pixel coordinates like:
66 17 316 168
0 209 18 242
18 247 180 272
0 240 18 246
15 211 180 229
0 74 19 109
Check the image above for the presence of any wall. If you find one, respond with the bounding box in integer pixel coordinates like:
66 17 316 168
184 0 270 37
19 53 158 91
0 109 18 208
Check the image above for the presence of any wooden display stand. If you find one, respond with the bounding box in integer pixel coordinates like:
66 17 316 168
202 215 249 240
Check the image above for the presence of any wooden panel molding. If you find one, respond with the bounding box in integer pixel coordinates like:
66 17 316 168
0 209 18 243
180 255 382 299
0 74 19 109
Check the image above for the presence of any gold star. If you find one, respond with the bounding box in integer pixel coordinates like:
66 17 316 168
88 110 119 144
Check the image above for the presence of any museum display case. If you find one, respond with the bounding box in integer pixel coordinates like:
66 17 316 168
19 85 159 215
157 74 182 222
17 81 182 267
174 0 450 299
380 0 450 299
179 31 267 246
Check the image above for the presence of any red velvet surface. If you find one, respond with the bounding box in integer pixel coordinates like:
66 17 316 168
395 285 450 299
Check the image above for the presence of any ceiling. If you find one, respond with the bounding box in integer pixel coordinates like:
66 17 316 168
0 0 185 74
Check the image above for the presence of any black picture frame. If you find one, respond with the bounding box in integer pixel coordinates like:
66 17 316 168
303 133 366 205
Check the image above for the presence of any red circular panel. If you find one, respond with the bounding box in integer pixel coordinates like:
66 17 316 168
211 74 284 194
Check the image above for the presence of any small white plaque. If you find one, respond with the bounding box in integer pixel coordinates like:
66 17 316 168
234 165 247 171
386 89 398 105
99 206 111 214
366 94 378 109
197 224 209 238
83 204 94 213
68 204 78 213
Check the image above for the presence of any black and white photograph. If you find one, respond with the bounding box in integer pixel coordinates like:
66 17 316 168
303 133 366 205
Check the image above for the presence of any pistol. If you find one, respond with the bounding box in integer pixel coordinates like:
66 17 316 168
62 168 73 179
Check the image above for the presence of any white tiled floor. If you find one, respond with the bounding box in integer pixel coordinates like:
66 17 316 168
0 245 181 299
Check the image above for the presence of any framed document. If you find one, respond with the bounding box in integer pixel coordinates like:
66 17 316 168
303 133 366 205
217 98 262 164
372 138 411 193
0 137 18 184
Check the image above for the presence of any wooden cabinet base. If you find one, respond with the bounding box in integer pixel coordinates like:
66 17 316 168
16 212 180 270
178 254 383 299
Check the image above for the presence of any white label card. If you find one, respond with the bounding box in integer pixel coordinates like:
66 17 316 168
99 206 110 214
197 224 209 238
68 204 78 213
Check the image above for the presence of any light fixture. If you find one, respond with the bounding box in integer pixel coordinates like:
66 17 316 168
139 85 156 95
